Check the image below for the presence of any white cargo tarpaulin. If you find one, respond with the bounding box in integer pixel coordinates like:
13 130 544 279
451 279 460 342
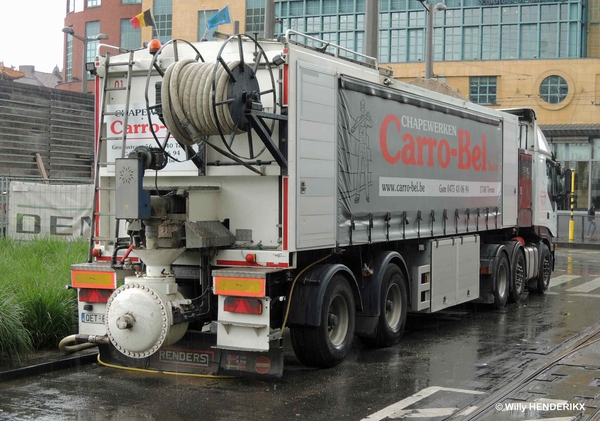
7 182 93 240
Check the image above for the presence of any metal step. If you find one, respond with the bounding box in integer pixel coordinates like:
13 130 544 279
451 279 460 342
211 344 267 352
216 321 268 330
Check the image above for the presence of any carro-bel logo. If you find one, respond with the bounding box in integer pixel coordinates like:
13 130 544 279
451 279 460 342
379 114 498 172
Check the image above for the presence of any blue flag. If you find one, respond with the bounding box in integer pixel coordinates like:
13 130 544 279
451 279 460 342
207 5 231 29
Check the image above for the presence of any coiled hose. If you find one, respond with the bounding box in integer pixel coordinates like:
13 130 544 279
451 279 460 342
161 59 241 146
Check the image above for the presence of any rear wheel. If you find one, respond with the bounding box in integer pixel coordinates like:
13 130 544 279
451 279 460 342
508 251 526 303
493 254 510 309
361 264 407 347
290 275 356 368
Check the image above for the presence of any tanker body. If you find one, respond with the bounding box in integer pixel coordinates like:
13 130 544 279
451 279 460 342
62 31 566 377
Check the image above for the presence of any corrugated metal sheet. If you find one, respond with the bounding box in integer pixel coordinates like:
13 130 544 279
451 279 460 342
0 80 94 179
540 124 600 138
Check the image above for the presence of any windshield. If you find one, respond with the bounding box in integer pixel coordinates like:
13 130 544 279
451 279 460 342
537 127 550 154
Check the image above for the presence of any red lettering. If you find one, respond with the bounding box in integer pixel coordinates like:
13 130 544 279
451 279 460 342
472 145 481 171
438 139 451 168
110 120 123 135
380 115 401 164
426 137 437 166
482 134 487 171
416 136 427 166
402 133 416 165
379 116 494 172
458 130 471 170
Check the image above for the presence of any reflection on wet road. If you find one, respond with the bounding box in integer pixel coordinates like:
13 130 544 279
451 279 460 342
1 248 600 421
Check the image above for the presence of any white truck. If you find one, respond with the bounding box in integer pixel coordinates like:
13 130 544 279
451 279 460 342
63 31 566 378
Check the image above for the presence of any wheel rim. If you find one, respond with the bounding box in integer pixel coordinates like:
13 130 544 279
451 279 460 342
515 257 525 294
328 294 349 347
385 283 402 330
498 263 508 297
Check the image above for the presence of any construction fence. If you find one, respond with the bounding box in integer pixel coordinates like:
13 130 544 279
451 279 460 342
0 176 93 240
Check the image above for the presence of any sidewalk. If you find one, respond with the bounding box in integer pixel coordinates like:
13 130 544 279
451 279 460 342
555 237 600 250
0 348 97 383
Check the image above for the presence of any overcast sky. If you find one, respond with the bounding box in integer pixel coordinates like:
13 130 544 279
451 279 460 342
0 0 65 73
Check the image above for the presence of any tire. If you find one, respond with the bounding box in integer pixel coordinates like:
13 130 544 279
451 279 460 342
535 244 552 293
508 251 526 303
493 253 510 309
361 264 407 348
290 274 356 368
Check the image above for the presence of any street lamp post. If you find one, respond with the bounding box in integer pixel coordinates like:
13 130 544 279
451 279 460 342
62 27 108 93
422 1 447 79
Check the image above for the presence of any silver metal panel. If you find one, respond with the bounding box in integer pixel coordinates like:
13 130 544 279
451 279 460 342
296 62 337 249
431 238 458 312
430 236 480 312
115 158 150 219
411 265 431 312
456 236 479 305
502 117 518 226
185 221 236 248
298 158 336 179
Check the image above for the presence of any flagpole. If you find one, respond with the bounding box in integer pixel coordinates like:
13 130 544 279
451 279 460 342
202 5 209 41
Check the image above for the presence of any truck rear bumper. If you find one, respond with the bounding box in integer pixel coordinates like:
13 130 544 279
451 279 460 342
98 330 284 378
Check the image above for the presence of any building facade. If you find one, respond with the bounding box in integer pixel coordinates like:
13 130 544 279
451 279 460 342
62 0 600 208
61 0 142 93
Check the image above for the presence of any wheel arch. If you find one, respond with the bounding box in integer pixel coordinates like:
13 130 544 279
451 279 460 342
288 263 361 327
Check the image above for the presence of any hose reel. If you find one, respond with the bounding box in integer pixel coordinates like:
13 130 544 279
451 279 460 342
148 34 277 161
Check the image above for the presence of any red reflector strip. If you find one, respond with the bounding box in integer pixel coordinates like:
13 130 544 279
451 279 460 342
224 297 263 315
480 266 492 275
72 270 116 290
79 288 112 303
283 63 289 106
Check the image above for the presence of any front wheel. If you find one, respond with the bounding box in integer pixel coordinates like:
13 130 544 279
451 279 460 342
290 275 356 368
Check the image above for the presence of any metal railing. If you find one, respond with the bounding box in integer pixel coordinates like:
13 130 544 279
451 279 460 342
557 212 598 243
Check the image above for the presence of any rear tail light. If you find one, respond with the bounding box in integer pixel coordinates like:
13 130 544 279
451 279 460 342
224 297 263 315
79 288 112 303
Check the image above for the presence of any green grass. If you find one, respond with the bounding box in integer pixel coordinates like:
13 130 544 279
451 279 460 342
0 237 88 363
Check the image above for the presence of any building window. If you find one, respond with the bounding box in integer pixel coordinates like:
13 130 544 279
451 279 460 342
120 19 141 50
553 142 590 210
469 76 497 105
275 0 584 63
85 21 101 63
539 75 568 104
121 0 141 3
198 10 217 41
247 0 266 37
66 36 73 82
67 0 75 13
87 0 101 7
154 0 172 43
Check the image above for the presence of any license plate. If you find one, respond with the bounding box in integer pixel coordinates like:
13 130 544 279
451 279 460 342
81 312 106 324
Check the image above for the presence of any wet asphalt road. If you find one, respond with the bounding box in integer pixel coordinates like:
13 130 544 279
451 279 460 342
1 247 600 421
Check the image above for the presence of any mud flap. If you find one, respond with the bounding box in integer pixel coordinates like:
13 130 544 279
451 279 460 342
99 330 284 378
